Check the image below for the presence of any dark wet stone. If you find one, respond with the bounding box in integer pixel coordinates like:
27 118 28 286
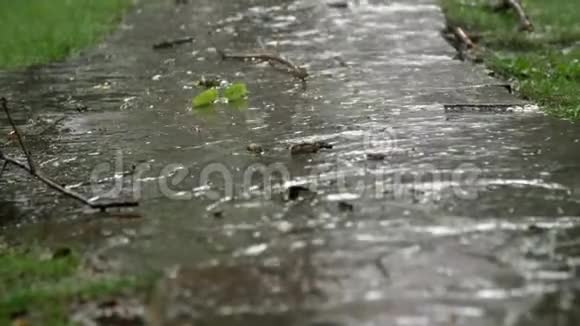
52 247 72 259
337 201 354 212
527 224 545 233
333 56 348 67
290 141 333 155
326 1 348 9
64 101 89 112
247 143 264 154
290 143 321 155
287 185 312 200
197 76 222 88
9 309 28 321
317 142 333 150
98 299 120 309
366 153 386 161
0 199 21 225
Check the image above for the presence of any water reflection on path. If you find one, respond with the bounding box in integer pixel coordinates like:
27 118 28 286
2 0 580 325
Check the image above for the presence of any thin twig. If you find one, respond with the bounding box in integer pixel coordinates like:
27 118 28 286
37 116 67 135
444 103 527 113
1 97 35 173
0 98 138 212
444 103 525 108
0 159 7 178
66 168 135 189
219 50 309 80
400 83 513 92
152 36 194 50
0 148 138 211
374 256 390 279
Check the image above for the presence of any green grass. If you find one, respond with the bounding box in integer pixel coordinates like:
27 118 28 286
0 244 146 325
0 0 131 69
441 0 580 119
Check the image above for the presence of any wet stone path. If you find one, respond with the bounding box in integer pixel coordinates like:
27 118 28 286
2 0 580 325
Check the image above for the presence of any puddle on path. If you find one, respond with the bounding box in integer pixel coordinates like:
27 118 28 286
2 0 580 325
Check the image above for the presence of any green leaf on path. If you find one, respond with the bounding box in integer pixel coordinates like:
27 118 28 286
224 82 248 102
193 88 218 107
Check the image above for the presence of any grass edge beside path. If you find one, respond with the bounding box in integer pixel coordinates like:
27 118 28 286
440 0 580 120
0 0 132 70
0 243 152 325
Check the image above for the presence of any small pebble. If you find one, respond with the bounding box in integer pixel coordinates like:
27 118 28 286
327 1 348 9
290 141 333 155
52 247 72 259
527 225 543 233
247 143 264 154
288 185 312 200
366 153 386 161
338 201 354 212
290 143 320 155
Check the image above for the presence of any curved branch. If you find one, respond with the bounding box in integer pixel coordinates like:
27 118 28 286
0 98 139 212
220 50 309 80
1 98 35 173
499 0 534 32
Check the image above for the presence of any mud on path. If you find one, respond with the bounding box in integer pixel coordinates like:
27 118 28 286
2 0 580 325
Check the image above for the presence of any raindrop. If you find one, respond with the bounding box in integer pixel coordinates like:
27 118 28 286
241 243 268 256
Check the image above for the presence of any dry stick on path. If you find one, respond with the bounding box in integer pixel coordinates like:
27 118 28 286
152 36 194 50
453 26 475 50
443 103 528 113
496 0 534 32
450 26 479 62
0 98 139 212
507 0 534 32
444 103 526 108
218 49 309 81
2 98 35 173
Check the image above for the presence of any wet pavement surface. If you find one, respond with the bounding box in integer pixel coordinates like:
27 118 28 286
2 0 580 325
